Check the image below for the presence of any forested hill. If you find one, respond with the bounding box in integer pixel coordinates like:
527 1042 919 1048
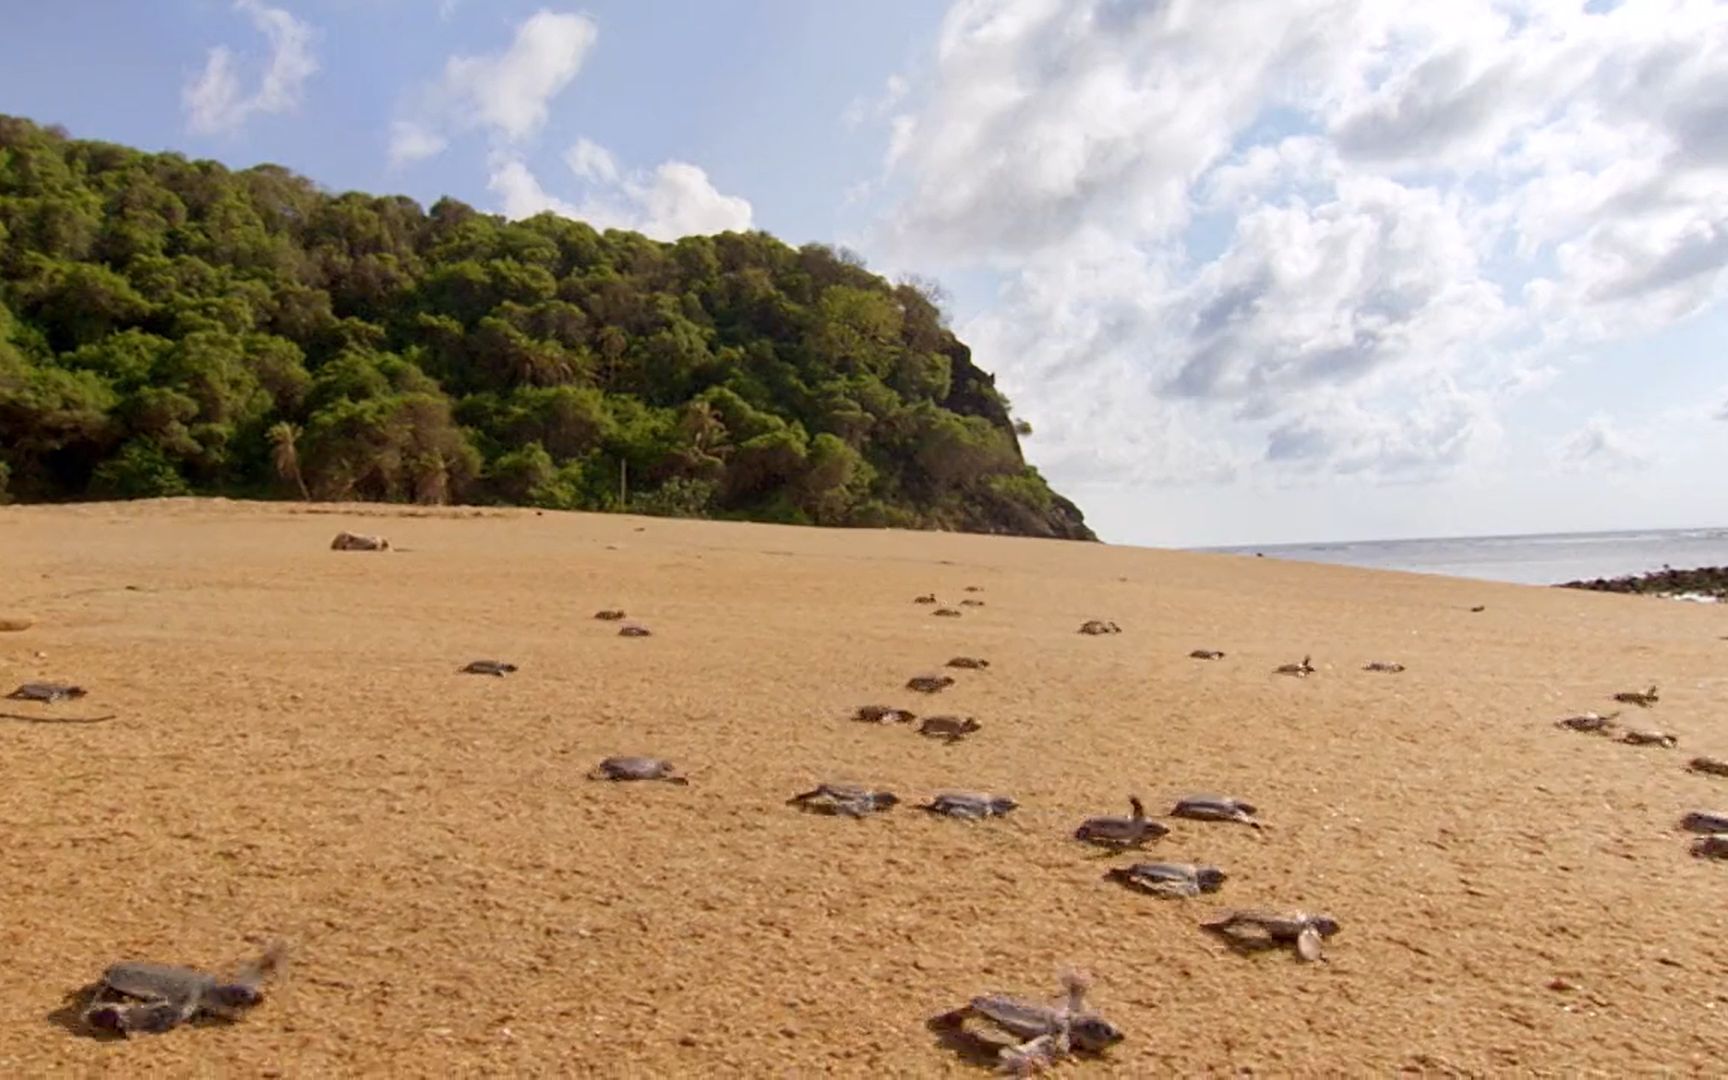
0 116 1094 540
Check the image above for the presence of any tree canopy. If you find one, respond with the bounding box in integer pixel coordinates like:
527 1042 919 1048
0 115 1093 540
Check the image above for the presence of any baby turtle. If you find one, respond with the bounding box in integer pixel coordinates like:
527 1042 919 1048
1687 756 1728 778
81 942 286 1036
1555 711 1619 734
946 656 990 670
1189 649 1225 660
7 682 87 703
1613 685 1659 708
959 599 986 607
460 660 517 677
907 674 956 694
1077 620 1122 635
1363 661 1405 673
1691 834 1728 859
930 971 1124 1075
964 586 984 592
787 782 899 818
593 609 626 621
1469 604 1486 613
854 704 917 724
918 715 982 743
920 791 1018 820
1202 909 1341 961
1273 655 1315 677
1105 862 1227 898
914 593 939 604
1074 796 1168 849
933 607 963 618
587 756 689 785
1620 729 1677 748
1171 794 1264 829
330 531 389 551
1680 810 1728 833
617 623 652 638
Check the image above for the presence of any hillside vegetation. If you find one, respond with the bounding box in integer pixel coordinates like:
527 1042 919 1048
0 116 1092 539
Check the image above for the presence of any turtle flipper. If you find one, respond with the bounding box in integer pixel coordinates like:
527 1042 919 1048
86 996 196 1035
1295 925 1324 962
997 1031 1066 1075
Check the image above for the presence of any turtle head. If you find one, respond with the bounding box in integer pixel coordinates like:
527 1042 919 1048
988 796 1018 815
871 791 901 809
1068 1014 1125 1052
1308 914 1342 937
1195 867 1227 891
205 982 266 1010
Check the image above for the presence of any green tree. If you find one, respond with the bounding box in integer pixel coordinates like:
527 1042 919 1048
0 113 1094 540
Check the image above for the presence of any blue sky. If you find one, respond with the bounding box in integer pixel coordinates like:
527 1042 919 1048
3 1 1726 547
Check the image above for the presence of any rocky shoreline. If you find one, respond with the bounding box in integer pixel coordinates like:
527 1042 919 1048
1556 565 1728 601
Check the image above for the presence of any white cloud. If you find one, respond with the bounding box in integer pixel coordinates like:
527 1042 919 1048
393 9 597 159
488 142 754 241
1555 416 1655 473
388 120 448 167
863 0 1728 489
183 0 318 136
564 137 619 184
843 73 910 128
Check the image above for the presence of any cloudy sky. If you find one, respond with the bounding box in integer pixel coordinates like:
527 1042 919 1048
4 0 1726 547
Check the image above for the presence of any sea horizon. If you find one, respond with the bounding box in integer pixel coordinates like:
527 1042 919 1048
1188 524 1728 587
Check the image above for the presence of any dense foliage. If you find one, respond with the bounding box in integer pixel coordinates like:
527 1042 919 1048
0 116 1093 539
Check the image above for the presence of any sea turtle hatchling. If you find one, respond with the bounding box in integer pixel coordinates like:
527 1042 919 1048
7 682 88 703
917 715 982 743
1688 756 1728 778
593 609 627 621
329 531 389 551
1074 796 1168 849
1077 620 1122 636
460 660 518 677
1273 655 1315 677
920 791 1018 820
587 756 689 785
933 608 963 618
1363 661 1406 673
617 623 653 638
1620 729 1677 748
1680 810 1728 833
1202 909 1342 962
1171 794 1265 829
787 783 900 818
854 704 917 724
1613 685 1659 708
1555 711 1620 734
1691 834 1728 859
914 594 939 605
1105 862 1227 898
930 971 1125 1076
946 657 990 670
80 943 287 1036
907 674 956 694
1190 649 1225 660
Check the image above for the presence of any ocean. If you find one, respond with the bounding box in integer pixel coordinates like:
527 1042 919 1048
1195 527 1728 587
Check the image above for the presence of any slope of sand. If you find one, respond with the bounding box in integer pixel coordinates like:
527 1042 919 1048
1 498 1724 1076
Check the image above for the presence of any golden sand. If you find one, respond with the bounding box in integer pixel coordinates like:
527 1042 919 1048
1 498 1724 1076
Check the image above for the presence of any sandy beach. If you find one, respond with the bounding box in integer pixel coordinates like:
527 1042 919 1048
1 497 1724 1076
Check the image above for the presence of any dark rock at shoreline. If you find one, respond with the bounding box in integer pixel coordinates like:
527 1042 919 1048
1556 565 1728 600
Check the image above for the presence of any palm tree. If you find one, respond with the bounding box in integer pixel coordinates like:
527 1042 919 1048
267 421 310 500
